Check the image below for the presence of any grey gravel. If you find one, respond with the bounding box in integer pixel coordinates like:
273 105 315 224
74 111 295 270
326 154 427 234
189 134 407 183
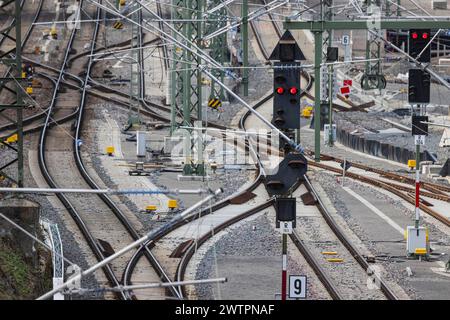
313 170 450 300
193 213 326 300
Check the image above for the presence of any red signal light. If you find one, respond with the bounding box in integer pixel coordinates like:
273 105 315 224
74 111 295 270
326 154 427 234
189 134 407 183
276 87 284 94
422 32 429 39
412 32 418 39
289 87 298 95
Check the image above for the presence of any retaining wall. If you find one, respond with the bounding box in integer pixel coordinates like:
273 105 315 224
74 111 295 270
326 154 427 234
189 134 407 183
336 126 432 165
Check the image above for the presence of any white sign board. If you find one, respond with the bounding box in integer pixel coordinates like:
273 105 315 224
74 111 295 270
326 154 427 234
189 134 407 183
289 275 307 299
342 35 350 45
281 221 293 234
414 135 426 146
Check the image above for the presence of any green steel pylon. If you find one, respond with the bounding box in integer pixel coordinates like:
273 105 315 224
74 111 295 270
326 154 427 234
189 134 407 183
206 0 226 102
0 0 24 187
170 0 205 175
128 9 141 128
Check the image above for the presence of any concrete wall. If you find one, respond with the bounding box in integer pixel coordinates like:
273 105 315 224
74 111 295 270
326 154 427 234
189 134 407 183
336 124 434 165
0 198 40 267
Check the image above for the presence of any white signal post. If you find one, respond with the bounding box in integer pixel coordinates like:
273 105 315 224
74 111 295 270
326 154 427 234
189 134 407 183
414 134 423 229
282 231 288 300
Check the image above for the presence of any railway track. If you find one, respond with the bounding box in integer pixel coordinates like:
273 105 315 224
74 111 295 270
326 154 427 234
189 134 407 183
235 14 398 299
37 0 130 300
248 0 449 240
35 1 179 300
116 3 447 301
8 0 443 301
307 159 450 228
118 4 398 301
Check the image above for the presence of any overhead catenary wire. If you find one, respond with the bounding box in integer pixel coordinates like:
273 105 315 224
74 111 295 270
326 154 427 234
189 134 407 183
0 187 211 195
71 277 227 294
37 188 223 300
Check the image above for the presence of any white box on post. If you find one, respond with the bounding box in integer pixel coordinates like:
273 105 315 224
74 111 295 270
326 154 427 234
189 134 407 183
136 131 146 158
406 226 428 256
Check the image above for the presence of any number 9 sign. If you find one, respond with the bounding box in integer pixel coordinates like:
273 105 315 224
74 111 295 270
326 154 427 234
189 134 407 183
289 275 307 299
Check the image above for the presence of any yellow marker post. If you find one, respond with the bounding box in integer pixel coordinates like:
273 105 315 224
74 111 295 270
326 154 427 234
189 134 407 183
106 146 115 156
407 159 416 169
6 134 18 144
145 205 157 213
168 199 178 209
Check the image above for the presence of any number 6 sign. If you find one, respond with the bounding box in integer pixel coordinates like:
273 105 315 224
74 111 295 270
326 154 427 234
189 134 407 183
289 275 307 299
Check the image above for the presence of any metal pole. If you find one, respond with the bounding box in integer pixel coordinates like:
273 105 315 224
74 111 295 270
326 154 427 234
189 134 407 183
314 31 323 161
415 139 420 228
342 158 346 186
15 0 23 187
328 63 333 147
0 187 210 195
242 0 248 96
78 277 228 293
281 233 287 301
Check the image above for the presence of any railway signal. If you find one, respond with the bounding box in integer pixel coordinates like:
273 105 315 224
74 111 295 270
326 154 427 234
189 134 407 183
408 29 431 62
412 115 429 136
270 30 304 131
208 98 222 110
269 30 305 62
340 85 351 98
113 21 124 29
264 152 307 197
272 62 301 130
408 69 430 104
343 79 352 87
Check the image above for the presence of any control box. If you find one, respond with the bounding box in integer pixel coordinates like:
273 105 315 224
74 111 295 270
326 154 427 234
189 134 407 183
406 226 429 256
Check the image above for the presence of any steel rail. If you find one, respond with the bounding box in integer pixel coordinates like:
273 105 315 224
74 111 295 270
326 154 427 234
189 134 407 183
308 161 450 228
319 152 450 194
37 1 129 300
120 3 263 297
303 175 399 300
112 7 182 300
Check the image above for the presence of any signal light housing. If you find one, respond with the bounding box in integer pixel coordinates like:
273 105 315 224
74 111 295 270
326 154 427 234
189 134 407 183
409 29 431 63
408 69 430 104
272 62 300 129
